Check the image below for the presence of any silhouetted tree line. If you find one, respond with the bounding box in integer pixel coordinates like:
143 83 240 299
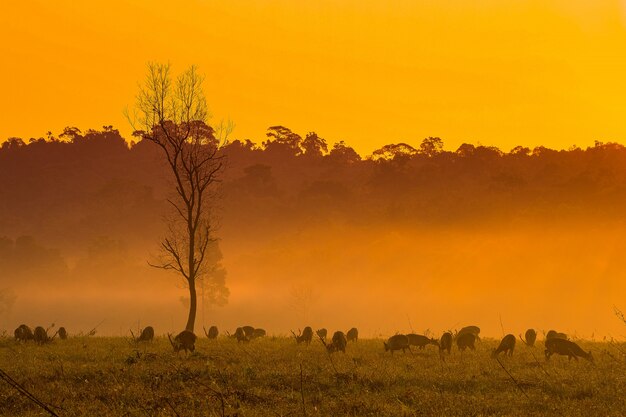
2 124 626 255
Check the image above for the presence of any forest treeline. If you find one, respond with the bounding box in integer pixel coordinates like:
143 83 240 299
2 124 625 248
2 124 626 331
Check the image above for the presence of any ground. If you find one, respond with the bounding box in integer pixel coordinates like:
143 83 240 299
0 335 624 416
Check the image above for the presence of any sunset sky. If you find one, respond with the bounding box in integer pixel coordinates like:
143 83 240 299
2 0 626 154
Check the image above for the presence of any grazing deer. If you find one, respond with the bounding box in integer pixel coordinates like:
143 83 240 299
168 330 197 353
252 328 266 339
439 332 453 356
456 326 481 340
347 328 359 342
203 325 219 339
545 338 593 362
546 330 567 340
139 326 154 342
33 326 56 345
384 334 410 354
456 333 476 351
14 324 34 342
234 327 250 343
131 326 154 342
242 325 255 339
58 327 68 340
291 326 313 345
407 334 439 350
519 328 536 347
324 331 348 353
492 334 516 358
316 328 327 341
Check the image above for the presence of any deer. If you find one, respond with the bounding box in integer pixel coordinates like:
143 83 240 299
291 326 313 345
519 328 536 347
242 325 255 339
439 332 453 356
131 326 154 342
384 334 410 354
545 330 567 340
252 328 266 339
168 330 197 353
33 325 57 345
455 325 481 341
407 333 439 350
316 328 327 341
58 327 68 340
545 338 593 362
233 327 250 343
346 327 359 342
492 334 516 358
320 331 347 353
14 324 34 342
456 332 476 351
203 325 219 339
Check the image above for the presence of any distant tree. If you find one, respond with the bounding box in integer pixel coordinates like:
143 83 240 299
510 145 531 156
59 126 83 143
1 137 25 150
264 126 302 155
419 137 444 157
301 132 328 157
127 62 230 332
329 140 361 163
371 143 417 161
456 143 476 157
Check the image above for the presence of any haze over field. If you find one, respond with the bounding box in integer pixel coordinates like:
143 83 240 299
1 129 625 337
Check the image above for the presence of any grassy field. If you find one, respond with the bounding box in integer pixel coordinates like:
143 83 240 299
1 335 625 416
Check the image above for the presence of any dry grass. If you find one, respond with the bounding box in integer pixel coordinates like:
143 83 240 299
1 335 625 416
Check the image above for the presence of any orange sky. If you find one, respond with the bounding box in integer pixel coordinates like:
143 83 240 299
2 1 626 154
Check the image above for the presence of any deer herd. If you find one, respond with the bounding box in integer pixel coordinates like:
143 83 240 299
11 322 594 363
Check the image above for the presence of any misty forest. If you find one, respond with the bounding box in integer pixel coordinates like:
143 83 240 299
2 65 626 416
2 123 626 335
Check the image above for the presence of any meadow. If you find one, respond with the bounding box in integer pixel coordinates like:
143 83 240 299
0 334 625 416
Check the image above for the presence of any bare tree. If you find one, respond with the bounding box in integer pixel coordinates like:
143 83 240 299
127 63 231 332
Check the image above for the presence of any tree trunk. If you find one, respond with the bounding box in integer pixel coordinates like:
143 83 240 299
185 279 197 332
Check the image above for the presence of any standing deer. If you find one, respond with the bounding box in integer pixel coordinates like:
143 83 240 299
456 333 476 351
58 327 68 340
252 328 266 339
33 326 56 345
233 327 250 343
384 334 410 354
545 338 593 362
14 324 34 342
324 331 348 353
291 326 313 345
346 328 359 342
439 332 453 356
519 329 536 347
545 330 567 340
407 334 439 350
204 325 219 339
242 326 255 339
455 326 481 340
168 330 197 353
492 334 516 358
316 328 327 341
131 326 154 342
